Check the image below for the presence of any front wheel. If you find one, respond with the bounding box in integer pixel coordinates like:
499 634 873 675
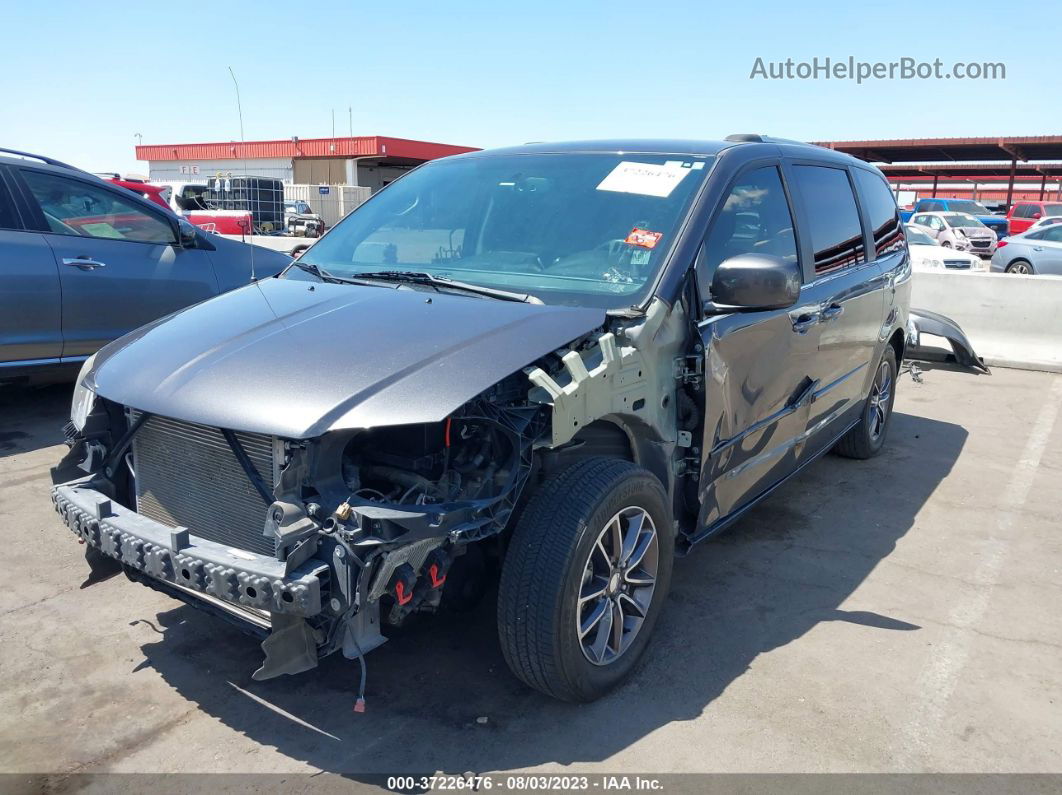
497 458 673 702
834 346 897 459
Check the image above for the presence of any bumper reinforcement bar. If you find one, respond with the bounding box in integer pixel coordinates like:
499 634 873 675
52 478 324 617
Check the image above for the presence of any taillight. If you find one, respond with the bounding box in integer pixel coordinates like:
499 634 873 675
997 240 1008 249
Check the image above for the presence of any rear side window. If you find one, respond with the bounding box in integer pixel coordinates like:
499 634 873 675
791 165 865 275
0 176 20 230
21 170 176 243
1042 226 1062 243
699 165 798 292
853 169 904 258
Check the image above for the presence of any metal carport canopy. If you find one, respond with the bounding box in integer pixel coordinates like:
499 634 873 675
813 135 1062 205
879 163 1062 178
811 135 1062 163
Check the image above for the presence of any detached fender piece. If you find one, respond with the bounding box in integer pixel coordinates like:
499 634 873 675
907 308 989 373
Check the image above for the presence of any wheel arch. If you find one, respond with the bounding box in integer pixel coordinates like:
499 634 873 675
536 416 672 497
888 326 906 366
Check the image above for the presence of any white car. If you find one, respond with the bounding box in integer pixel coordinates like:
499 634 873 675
1027 215 1062 232
905 224 980 271
908 211 997 257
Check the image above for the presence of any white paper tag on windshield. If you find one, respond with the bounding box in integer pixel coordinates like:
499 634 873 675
597 161 690 198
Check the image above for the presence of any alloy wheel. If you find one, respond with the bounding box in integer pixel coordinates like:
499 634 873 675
868 359 893 441
576 506 659 666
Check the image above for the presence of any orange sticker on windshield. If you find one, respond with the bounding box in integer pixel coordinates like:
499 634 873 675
625 228 663 249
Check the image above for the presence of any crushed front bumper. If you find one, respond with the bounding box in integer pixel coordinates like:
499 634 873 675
52 478 324 618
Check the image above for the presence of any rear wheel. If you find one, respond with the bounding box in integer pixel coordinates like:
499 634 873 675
834 346 897 460
1006 259 1034 275
497 458 673 702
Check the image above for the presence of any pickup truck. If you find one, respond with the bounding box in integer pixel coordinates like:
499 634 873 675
900 198 1008 239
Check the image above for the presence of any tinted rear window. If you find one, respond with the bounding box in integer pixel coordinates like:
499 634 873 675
791 165 865 274
853 169 904 258
0 176 20 230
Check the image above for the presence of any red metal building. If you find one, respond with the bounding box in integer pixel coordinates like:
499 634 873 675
136 135 480 191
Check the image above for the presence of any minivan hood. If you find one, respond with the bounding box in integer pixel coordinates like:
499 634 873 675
88 277 604 438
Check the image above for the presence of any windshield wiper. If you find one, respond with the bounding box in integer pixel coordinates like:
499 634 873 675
289 260 341 282
288 260 380 287
353 270 542 304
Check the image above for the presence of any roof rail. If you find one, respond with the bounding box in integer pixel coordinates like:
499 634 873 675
725 133 818 148
0 147 81 171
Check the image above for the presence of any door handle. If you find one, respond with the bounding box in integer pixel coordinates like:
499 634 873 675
821 303 844 321
63 257 107 271
790 311 820 334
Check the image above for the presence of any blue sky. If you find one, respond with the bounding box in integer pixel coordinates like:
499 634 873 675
3 0 1057 174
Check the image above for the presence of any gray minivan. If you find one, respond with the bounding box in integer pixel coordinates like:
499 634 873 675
53 136 910 702
0 149 291 381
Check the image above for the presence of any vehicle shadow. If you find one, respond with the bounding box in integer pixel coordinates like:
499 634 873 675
135 411 965 776
0 383 71 458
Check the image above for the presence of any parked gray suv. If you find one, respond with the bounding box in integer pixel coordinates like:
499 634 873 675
0 149 291 381
52 136 911 702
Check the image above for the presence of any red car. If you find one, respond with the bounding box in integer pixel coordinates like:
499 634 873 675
1006 200 1062 235
101 175 172 213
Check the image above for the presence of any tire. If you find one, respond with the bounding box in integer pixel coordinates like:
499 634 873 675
834 346 897 460
497 457 674 702
1006 259 1035 275
941 241 952 248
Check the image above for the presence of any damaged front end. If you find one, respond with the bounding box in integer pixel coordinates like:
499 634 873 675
906 308 989 373
53 378 545 681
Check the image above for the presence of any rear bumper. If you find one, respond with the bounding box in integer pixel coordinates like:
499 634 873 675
52 478 324 617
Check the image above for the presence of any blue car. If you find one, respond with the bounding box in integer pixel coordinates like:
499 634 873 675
0 148 292 382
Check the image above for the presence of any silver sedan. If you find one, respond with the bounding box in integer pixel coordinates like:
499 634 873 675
991 224 1062 275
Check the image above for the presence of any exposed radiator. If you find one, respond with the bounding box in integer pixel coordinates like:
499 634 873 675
130 412 279 556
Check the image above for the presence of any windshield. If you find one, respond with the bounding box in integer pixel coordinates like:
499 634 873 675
297 153 714 309
904 225 937 246
944 200 990 215
941 213 984 228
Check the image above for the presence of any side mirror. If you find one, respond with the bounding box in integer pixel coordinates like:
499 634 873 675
707 253 801 311
177 219 199 248
1033 212 1043 219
